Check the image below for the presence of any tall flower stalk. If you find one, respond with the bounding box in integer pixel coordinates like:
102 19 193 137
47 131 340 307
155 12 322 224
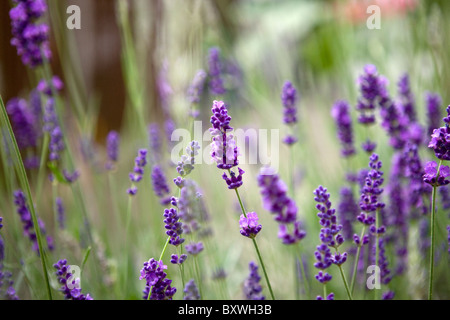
210 100 275 300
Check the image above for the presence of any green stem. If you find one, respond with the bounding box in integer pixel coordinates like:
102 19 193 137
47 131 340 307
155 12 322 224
194 256 203 299
350 225 366 295
233 185 276 300
375 208 380 300
123 195 133 294
428 159 443 300
338 264 353 300
0 95 53 300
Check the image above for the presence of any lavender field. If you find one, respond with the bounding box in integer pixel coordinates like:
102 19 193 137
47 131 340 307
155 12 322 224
0 0 449 301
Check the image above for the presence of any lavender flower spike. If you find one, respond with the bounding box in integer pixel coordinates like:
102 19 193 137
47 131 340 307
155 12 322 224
423 161 450 187
106 130 120 170
356 64 380 125
10 0 52 68
140 258 176 300
428 106 450 160
208 47 226 96
332 100 355 157
187 70 207 104
53 259 93 300
127 149 148 195
184 279 200 300
281 81 298 125
151 165 171 205
243 262 265 300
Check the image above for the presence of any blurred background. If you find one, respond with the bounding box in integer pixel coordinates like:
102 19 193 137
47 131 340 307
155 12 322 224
2 0 449 141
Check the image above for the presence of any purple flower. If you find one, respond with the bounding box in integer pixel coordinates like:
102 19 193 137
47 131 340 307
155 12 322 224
163 208 184 247
127 149 148 195
377 238 392 285
148 123 162 164
281 81 298 125
10 0 52 68
239 212 262 239
426 92 442 136
257 167 306 244
356 64 380 125
337 187 358 241
6 98 39 150
378 76 409 150
43 98 65 161
13 190 53 255
53 259 93 300
187 70 207 104
183 279 200 300
37 76 64 96
177 141 200 177
208 47 226 96
423 161 450 187
56 197 65 229
314 186 347 267
63 169 80 184
243 262 265 300
140 258 176 300
317 292 335 300
105 130 120 170
222 168 245 190
185 242 204 256
397 73 416 123
357 154 385 226
382 290 395 300
428 107 450 160
151 165 171 205
170 254 187 265
332 100 355 157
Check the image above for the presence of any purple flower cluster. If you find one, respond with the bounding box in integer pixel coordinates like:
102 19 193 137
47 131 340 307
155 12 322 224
140 258 176 300
257 167 306 244
10 0 51 68
151 165 171 205
377 238 392 285
337 187 358 241
428 106 450 160
183 279 200 300
163 208 184 247
423 161 450 187
37 76 64 96
356 64 380 125
53 259 93 300
281 81 299 145
281 81 298 125
170 254 187 265
176 141 200 178
426 92 442 136
397 74 416 123
43 98 65 161
243 262 265 300
0 218 19 300
13 190 53 255
105 130 120 170
6 98 39 151
56 197 65 229
332 100 355 157
239 212 262 239
185 242 204 256
208 47 226 96
357 154 385 227
378 76 409 150
127 149 148 195
187 70 207 105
